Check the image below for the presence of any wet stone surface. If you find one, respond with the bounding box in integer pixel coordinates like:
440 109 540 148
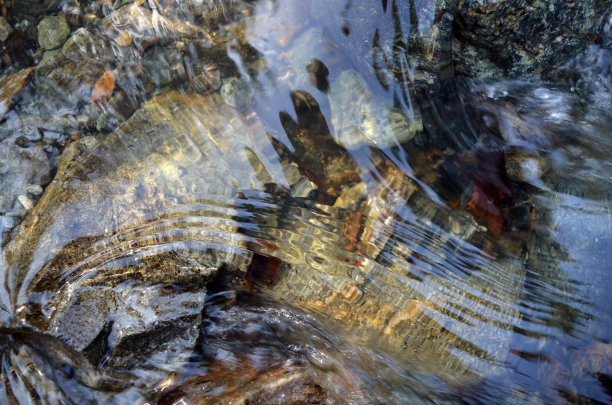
0 16 12 42
37 15 70 50
0 0 610 403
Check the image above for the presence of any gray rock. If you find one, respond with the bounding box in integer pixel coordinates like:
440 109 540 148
1 215 17 232
17 194 34 211
25 184 43 196
142 46 186 90
13 126 42 147
41 130 63 146
95 113 111 133
0 17 13 42
330 70 419 150
61 27 111 65
0 138 51 214
220 77 253 112
37 15 70 50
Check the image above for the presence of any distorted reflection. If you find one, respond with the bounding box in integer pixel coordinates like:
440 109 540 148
0 0 610 403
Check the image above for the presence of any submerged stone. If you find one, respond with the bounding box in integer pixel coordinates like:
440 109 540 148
100 3 212 47
0 0 607 401
330 69 420 150
35 28 109 106
159 362 327 405
0 66 34 119
0 16 13 42
0 90 281 397
37 15 70 50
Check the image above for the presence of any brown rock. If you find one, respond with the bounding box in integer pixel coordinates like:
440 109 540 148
91 70 116 106
157 360 326 405
0 67 35 118
278 90 360 202
114 30 132 47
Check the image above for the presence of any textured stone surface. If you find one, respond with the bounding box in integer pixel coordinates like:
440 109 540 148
0 16 12 42
35 28 109 105
158 363 326 405
454 0 609 79
0 0 608 401
0 91 274 393
37 15 70 50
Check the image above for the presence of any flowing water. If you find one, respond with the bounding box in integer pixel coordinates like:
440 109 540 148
0 0 610 403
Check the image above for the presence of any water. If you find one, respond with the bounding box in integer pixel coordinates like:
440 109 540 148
0 0 610 403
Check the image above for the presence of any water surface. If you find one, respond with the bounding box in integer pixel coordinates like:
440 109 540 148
0 0 610 403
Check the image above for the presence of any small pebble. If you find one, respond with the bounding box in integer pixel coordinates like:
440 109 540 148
42 131 62 145
13 126 42 147
83 14 98 26
114 30 132 47
96 113 111 133
25 184 43 196
17 195 34 210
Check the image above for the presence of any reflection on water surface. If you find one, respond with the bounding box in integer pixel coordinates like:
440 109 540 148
0 0 610 403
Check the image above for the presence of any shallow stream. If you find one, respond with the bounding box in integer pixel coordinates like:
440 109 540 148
0 0 610 403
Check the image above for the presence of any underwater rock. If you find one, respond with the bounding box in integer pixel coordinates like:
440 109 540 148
0 16 12 42
113 29 132 47
91 70 116 106
158 361 326 405
330 69 420 150
37 15 70 50
454 0 609 79
100 2 212 48
0 138 50 214
0 133 51 243
278 90 361 201
220 76 252 111
142 45 186 90
0 89 287 396
0 66 34 119
60 27 112 65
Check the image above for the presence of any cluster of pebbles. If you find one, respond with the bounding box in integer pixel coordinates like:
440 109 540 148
0 0 256 244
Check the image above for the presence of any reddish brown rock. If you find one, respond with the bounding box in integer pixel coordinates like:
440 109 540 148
91 70 116 106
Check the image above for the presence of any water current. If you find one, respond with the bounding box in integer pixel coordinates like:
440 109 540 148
0 0 610 403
